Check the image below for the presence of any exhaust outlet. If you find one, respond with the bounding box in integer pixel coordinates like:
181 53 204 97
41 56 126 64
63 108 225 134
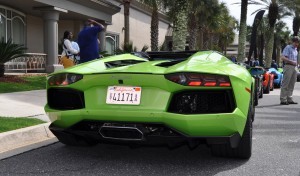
99 123 144 141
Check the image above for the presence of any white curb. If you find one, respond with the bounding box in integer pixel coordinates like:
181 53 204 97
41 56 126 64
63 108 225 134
0 122 58 160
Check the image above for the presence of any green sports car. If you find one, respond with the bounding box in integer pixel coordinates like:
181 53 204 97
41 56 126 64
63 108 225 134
45 51 255 159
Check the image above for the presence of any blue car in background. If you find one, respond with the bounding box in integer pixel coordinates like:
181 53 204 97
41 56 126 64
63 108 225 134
268 68 283 88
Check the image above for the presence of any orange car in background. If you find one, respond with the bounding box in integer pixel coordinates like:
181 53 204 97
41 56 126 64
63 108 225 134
263 69 274 94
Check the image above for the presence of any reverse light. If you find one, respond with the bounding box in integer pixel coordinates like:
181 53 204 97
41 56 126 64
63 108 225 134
165 73 231 87
48 73 83 86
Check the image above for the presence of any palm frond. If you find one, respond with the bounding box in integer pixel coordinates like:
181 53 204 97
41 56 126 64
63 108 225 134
0 38 27 63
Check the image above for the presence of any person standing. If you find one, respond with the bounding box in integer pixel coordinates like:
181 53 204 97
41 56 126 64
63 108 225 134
60 30 80 68
280 36 299 105
78 19 104 63
271 60 278 70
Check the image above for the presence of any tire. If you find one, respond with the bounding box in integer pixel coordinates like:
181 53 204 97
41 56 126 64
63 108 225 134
264 80 270 94
254 86 258 106
259 86 263 98
270 82 274 91
211 104 253 159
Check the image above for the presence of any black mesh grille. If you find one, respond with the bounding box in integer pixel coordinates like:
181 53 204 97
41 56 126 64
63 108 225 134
48 88 85 110
168 90 235 114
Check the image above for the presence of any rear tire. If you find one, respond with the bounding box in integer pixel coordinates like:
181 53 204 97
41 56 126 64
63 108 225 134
264 80 270 94
211 104 253 159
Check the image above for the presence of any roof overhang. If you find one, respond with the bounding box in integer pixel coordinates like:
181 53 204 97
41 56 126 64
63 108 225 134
0 0 121 23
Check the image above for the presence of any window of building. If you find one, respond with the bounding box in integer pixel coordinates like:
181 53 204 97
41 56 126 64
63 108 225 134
0 5 25 44
105 33 119 55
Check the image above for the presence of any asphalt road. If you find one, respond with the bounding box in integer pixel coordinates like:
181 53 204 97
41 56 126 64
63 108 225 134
1 83 300 176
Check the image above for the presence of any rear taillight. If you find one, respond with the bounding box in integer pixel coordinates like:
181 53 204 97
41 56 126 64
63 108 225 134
48 73 83 86
165 73 231 87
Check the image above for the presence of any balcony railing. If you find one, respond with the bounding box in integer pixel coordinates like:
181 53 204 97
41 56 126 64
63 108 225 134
4 53 62 73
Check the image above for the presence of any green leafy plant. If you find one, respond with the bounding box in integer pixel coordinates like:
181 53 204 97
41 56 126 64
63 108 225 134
115 41 149 54
0 38 27 77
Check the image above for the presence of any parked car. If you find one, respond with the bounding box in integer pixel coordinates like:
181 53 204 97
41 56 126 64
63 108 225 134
267 68 283 88
45 51 255 159
262 67 274 93
248 67 264 105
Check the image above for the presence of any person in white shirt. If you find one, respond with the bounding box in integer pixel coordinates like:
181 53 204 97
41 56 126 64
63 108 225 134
60 30 80 68
62 30 79 60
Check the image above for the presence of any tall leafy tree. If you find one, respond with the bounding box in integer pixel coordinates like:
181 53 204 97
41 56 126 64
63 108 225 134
163 0 189 51
138 0 164 51
194 0 220 50
213 3 238 54
288 0 300 36
273 21 290 65
251 0 290 67
248 10 265 61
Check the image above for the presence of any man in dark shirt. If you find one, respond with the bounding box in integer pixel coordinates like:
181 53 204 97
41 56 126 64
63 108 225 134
271 60 278 70
78 19 104 63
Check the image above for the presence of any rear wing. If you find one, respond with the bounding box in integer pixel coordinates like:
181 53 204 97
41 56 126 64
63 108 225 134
132 51 198 61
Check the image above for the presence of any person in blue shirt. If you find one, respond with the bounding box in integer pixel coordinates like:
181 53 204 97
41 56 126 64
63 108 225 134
280 36 299 105
78 19 104 63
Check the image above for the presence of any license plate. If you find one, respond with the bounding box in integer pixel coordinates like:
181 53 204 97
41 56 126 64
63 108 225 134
106 86 142 105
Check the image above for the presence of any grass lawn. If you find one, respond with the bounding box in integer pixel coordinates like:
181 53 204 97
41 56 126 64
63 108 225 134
0 74 46 93
0 117 46 133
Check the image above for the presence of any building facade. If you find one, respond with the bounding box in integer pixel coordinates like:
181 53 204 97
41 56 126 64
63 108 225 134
0 0 170 73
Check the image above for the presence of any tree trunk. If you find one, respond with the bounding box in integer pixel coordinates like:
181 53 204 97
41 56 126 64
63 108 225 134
264 26 275 68
198 28 204 50
151 6 159 51
0 63 5 77
237 0 248 63
188 13 198 50
259 34 264 66
248 10 265 61
124 1 130 45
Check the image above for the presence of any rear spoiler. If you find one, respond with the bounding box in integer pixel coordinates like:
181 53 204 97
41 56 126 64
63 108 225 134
132 51 199 61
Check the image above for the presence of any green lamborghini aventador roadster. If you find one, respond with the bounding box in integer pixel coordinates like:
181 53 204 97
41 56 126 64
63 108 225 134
45 51 255 159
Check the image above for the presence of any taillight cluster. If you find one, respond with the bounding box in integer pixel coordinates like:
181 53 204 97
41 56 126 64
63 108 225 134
165 73 231 87
48 73 83 86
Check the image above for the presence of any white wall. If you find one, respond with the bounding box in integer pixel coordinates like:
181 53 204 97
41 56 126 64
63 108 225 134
107 1 169 51
26 15 43 53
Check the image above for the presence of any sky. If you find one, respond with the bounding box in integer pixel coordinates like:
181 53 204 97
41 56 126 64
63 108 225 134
220 0 293 32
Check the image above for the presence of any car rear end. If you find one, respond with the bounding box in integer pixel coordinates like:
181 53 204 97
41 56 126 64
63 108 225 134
45 51 253 158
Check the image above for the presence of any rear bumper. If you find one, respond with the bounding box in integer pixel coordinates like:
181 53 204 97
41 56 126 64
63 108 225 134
45 106 247 137
49 122 242 148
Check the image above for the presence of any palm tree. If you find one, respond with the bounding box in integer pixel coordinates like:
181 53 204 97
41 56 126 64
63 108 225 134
251 0 291 67
163 0 190 51
248 10 265 62
213 3 237 54
274 21 290 65
237 0 248 63
284 0 300 36
0 39 27 77
123 0 132 45
187 0 214 50
138 0 164 51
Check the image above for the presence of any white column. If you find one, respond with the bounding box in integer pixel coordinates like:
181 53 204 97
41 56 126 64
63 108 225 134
99 24 107 52
42 10 64 73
